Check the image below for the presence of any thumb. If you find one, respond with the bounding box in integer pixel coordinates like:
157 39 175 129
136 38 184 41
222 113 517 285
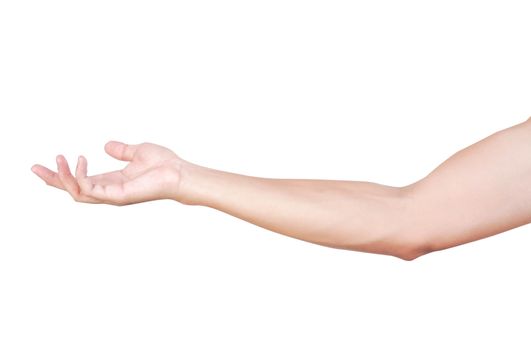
104 141 139 161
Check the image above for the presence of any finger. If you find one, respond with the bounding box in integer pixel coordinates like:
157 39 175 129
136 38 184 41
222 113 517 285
56 155 82 201
75 155 88 179
58 156 101 204
73 156 120 204
31 164 65 189
104 141 139 161
76 155 95 197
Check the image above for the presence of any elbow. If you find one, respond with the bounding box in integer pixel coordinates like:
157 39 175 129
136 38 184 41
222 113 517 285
390 230 436 261
394 245 430 261
390 185 435 261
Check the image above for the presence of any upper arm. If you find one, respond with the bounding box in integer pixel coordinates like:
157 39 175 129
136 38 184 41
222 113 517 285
404 117 531 255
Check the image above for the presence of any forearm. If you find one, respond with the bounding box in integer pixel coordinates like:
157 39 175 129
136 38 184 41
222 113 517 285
178 164 416 259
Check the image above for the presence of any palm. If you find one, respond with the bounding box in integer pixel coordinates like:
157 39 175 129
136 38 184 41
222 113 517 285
31 141 184 205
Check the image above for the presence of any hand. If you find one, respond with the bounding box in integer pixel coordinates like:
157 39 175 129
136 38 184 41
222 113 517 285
31 141 187 205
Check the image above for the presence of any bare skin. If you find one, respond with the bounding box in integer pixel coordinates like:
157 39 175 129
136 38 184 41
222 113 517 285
31 117 531 260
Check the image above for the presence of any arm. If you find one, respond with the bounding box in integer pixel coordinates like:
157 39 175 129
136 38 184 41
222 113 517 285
179 117 531 260
31 117 531 260
402 117 531 256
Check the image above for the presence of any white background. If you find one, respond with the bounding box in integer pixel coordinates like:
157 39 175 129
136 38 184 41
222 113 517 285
1 1 530 349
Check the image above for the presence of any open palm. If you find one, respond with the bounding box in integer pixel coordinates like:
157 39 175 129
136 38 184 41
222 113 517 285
31 141 184 205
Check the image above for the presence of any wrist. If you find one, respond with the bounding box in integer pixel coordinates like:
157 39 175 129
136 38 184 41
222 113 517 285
173 160 217 206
